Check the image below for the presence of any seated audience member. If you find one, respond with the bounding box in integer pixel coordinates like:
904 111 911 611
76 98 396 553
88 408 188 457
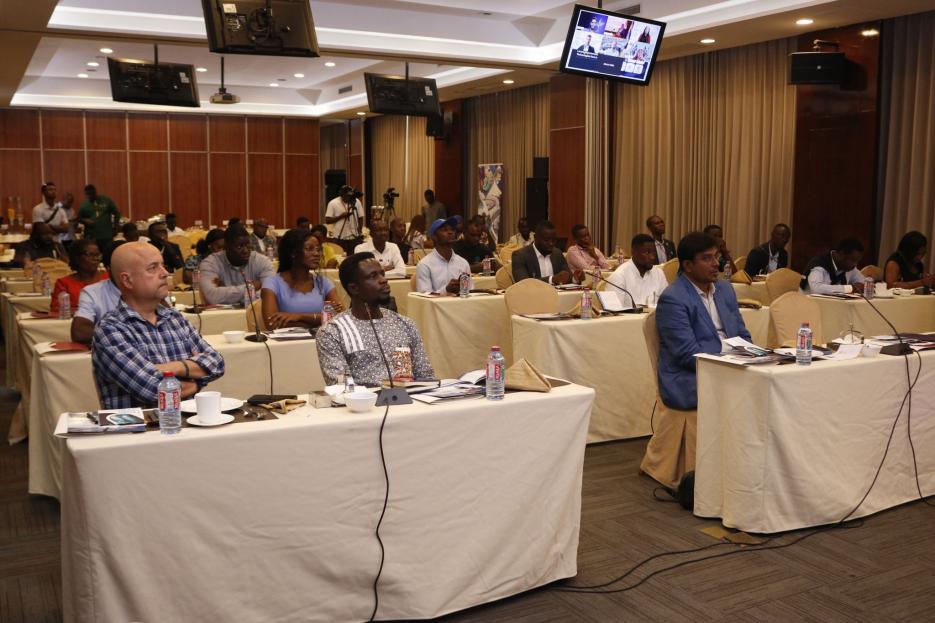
507 217 535 247
51 238 108 315
92 242 224 408
566 224 610 273
249 218 277 256
148 221 185 272
165 213 184 236
405 214 429 250
71 242 125 344
388 217 411 261
511 220 577 284
453 220 499 273
310 224 340 268
800 238 865 294
296 216 311 231
317 252 434 386
117 222 149 244
227 217 242 228
183 228 225 285
647 215 676 264
261 229 343 329
472 214 497 246
607 234 668 306
415 216 472 294
355 219 406 278
13 222 68 267
702 224 737 274
884 231 935 289
198 225 275 305
745 224 792 276
656 232 752 410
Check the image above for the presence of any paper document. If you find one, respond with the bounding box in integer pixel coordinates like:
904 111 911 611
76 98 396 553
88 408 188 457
826 343 863 360
596 290 632 312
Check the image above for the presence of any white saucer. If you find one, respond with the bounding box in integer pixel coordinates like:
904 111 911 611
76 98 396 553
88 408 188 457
180 397 243 413
186 413 235 427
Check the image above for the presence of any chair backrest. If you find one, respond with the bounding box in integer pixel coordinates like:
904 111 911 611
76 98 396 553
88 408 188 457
413 248 428 262
768 291 823 348
246 298 266 333
35 257 70 271
734 255 747 272
662 259 679 284
169 235 193 258
44 268 73 286
498 245 518 265
861 264 883 282
323 242 344 259
504 279 558 315
409 272 418 292
765 267 802 302
643 310 660 378
495 265 514 289
730 269 752 285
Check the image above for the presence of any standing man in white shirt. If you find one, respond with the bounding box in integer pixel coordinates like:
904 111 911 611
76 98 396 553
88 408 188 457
355 219 406 278
325 185 365 254
608 234 668 307
415 216 471 294
32 182 69 241
800 238 866 295
165 213 185 236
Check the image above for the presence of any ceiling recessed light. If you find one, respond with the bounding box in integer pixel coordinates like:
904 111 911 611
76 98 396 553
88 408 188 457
502 79 514 84
324 62 336 68
196 67 207 72
700 38 716 44
796 18 814 25
99 47 113 54
269 83 279 87
86 61 99 67
861 28 879 37
356 112 366 116
293 72 305 78
77 73 89 78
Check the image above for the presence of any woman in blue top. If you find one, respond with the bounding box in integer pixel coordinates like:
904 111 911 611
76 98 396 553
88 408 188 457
261 228 344 329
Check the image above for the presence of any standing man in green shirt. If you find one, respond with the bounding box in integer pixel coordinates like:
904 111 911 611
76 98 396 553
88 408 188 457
78 184 121 252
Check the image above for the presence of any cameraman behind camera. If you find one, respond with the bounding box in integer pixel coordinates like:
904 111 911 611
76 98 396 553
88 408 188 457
325 185 366 255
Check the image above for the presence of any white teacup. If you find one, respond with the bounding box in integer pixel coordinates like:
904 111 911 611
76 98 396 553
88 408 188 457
223 330 246 344
195 391 223 424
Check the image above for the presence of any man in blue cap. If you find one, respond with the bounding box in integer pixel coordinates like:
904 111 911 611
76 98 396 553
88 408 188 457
415 216 472 294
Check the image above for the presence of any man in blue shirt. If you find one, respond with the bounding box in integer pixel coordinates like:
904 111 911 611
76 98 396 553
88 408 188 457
92 242 224 408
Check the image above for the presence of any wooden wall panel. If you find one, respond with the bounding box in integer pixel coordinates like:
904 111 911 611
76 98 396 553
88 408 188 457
434 99 464 216
86 151 128 218
550 73 587 130
42 110 84 150
42 150 86 199
85 112 126 150
210 153 247 221
791 23 881 271
347 118 364 210
209 116 245 152
248 153 283 224
0 150 41 215
285 154 318 227
0 109 39 148
129 152 170 219
284 118 318 154
169 114 207 151
248 117 283 153
549 74 587 238
128 113 168 151
170 152 209 226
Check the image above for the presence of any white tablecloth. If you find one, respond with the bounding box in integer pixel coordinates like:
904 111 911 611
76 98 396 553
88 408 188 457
812 295 935 339
62 384 594 622
512 308 769 442
28 334 327 499
695 351 935 533
2 293 49 385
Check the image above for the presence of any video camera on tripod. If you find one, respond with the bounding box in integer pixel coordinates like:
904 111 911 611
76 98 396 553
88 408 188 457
382 187 400 209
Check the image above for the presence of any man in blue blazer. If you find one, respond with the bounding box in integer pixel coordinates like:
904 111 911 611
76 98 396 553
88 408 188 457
655 232 751 410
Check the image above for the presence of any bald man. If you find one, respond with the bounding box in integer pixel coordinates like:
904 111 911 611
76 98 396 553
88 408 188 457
91 242 225 408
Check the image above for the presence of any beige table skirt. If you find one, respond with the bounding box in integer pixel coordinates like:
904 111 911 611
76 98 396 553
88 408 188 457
2 293 49 386
512 307 769 442
62 384 593 622
30 334 326 499
811 295 935 339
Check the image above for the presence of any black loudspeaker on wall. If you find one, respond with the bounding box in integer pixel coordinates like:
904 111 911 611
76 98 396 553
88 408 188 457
789 52 846 85
533 156 549 180
426 111 453 139
324 169 347 203
526 178 548 230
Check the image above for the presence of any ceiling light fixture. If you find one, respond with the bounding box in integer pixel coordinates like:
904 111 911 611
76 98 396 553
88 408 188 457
861 28 879 37
700 38 716 44
86 61 99 67
99 47 113 54
324 62 336 68
796 18 814 25
196 67 207 72
502 79 514 84
77 73 89 78
269 83 279 87
294 73 305 78
356 111 366 116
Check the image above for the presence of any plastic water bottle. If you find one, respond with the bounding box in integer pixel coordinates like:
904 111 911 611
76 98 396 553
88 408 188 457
266 244 276 261
57 291 71 319
459 272 470 298
243 281 256 307
863 277 874 299
615 244 624 262
157 371 182 435
485 346 505 400
321 302 334 327
40 272 51 296
408 249 415 266
32 266 42 291
580 289 592 320
343 365 356 393
796 322 813 366
192 267 201 302
723 261 733 281
482 257 491 276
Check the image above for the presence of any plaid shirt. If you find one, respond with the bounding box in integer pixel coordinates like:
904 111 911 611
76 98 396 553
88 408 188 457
92 300 225 408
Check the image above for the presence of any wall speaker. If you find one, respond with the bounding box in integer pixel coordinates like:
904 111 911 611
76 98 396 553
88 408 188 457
789 52 845 85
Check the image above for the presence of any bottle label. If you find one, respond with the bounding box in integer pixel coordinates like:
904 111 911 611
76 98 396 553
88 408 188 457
158 389 180 412
796 330 811 351
487 360 503 382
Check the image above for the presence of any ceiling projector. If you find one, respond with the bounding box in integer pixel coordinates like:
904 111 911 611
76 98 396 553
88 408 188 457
210 87 240 104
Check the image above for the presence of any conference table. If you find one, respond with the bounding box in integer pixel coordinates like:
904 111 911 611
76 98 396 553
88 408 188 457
1 277 37 294
61 383 594 623
6 306 248 444
408 289 582 379
811 294 935 339
1 292 49 383
512 307 770 442
694 348 935 533
29 333 327 499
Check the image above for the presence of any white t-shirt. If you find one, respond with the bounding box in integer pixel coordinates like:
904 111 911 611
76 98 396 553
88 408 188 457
325 197 365 240
607 260 668 306
32 201 69 240
354 240 406 278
